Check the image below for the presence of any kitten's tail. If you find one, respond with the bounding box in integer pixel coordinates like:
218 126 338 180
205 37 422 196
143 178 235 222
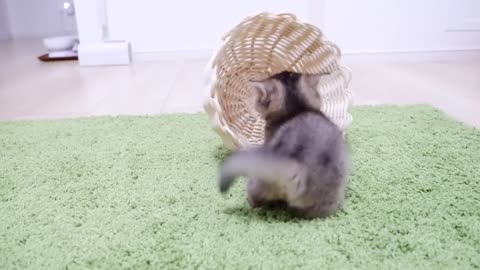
219 148 307 197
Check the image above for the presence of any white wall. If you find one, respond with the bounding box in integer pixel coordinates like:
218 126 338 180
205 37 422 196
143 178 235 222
74 0 480 62
0 0 10 39
445 0 480 31
106 0 309 53
322 0 480 53
5 0 77 38
74 0 102 43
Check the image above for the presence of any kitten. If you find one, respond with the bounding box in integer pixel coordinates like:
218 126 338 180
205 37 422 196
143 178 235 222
218 71 350 218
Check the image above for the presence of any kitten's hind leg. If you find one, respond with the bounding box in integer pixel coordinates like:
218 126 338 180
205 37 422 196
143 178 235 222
285 167 310 207
246 164 310 210
247 178 285 208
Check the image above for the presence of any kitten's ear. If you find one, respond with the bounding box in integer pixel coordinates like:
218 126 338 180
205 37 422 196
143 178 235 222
250 80 268 101
299 74 322 108
250 79 276 112
300 73 321 91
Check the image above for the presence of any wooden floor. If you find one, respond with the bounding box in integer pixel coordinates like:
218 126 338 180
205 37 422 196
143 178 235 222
1 40 479 127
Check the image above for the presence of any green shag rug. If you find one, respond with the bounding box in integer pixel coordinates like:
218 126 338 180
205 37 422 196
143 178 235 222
1 105 479 269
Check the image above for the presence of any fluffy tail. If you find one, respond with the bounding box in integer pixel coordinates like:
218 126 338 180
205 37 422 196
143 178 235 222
219 148 307 196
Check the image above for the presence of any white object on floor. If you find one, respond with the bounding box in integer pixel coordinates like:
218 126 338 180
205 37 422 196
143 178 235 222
43 35 78 52
48 50 78 58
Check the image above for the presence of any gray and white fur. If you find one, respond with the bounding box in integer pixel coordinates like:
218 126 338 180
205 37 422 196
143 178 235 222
218 71 350 218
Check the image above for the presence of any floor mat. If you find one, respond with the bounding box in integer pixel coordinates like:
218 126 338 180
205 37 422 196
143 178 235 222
1 105 479 269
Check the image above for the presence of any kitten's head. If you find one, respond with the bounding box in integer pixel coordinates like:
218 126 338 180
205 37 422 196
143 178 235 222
250 71 322 121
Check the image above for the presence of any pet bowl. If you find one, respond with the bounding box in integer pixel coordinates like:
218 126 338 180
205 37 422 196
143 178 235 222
43 35 78 52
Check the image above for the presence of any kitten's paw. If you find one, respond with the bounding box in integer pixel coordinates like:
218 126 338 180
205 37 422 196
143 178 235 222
247 197 263 208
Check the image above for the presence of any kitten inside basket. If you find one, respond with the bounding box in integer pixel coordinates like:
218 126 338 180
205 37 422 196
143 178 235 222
218 71 350 218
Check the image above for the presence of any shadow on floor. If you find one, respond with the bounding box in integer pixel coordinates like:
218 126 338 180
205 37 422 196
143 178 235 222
223 204 305 223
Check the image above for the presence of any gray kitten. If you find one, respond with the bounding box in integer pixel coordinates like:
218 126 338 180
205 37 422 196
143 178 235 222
218 71 350 218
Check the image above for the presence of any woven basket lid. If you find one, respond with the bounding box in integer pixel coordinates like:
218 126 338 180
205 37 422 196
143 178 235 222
204 12 353 150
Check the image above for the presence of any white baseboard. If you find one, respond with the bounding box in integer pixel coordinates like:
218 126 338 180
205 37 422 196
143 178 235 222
130 48 480 64
78 41 131 66
133 50 213 62
341 48 480 64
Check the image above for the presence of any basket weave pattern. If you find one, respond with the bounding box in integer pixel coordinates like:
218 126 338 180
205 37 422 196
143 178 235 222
204 13 353 150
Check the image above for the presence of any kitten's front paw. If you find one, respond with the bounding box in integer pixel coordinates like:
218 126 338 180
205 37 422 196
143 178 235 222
247 179 266 208
248 193 271 208
247 196 262 208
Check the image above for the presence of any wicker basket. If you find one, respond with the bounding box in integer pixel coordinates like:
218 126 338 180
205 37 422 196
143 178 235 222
203 12 353 150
